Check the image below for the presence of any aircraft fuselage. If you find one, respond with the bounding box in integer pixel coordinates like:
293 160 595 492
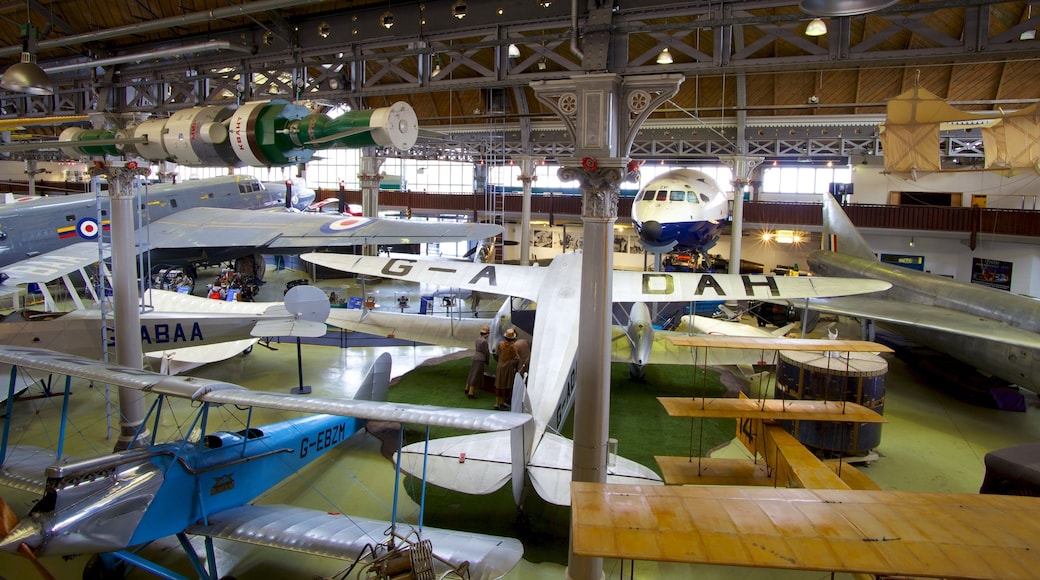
0 414 363 556
0 175 279 270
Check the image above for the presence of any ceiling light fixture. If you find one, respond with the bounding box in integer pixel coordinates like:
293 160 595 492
799 0 899 16
2 1 53 95
381 10 395 29
539 0 552 7
508 43 520 58
1022 5 1037 40
656 48 673 64
452 0 468 19
805 18 828 36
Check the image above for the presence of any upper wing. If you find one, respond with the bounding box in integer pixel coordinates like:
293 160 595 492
326 308 485 349
0 242 108 287
610 326 785 367
0 345 530 433
612 271 891 303
302 254 546 302
145 208 502 251
800 295 1040 350
188 504 523 580
572 483 1040 580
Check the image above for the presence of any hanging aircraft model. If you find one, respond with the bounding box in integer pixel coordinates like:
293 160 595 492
0 346 529 579
796 193 1040 392
301 251 892 506
630 168 729 266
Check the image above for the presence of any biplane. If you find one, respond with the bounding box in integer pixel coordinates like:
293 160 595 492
570 336 1040 579
0 345 531 579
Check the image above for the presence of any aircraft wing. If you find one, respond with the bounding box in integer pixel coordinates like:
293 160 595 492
144 339 258 375
794 295 1040 350
145 208 502 251
188 504 523 579
302 254 545 302
609 326 782 367
612 271 890 303
572 483 1040 580
395 431 662 507
0 242 108 287
326 308 485 349
0 345 530 433
0 446 56 495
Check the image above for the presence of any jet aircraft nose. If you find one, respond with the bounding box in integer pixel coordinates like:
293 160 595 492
640 220 664 243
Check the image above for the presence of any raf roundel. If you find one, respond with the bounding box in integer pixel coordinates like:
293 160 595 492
320 216 370 233
77 217 101 240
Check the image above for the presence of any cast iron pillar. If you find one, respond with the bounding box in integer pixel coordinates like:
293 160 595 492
359 151 385 256
515 155 540 266
532 72 682 580
88 161 151 451
719 155 763 273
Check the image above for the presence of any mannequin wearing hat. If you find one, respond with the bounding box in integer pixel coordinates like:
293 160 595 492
494 327 520 410
466 326 491 399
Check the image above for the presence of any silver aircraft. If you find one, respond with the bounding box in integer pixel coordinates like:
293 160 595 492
0 174 501 286
802 193 1040 391
302 251 891 506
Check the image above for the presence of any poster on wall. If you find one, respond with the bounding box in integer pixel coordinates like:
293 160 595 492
971 257 1012 291
531 229 554 248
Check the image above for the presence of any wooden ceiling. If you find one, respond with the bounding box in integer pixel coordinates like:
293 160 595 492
0 1 1037 135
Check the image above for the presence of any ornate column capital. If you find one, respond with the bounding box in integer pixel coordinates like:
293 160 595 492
558 165 628 221
87 161 151 198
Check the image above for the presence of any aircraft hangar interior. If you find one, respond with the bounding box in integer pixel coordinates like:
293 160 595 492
0 1 1039 579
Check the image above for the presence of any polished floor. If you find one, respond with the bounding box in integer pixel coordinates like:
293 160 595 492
2 265 1039 579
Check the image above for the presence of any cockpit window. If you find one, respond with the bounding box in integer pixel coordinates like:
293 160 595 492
686 191 700 203
700 193 712 203
655 190 668 201
670 190 685 202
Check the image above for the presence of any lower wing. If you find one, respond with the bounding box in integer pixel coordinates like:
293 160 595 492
189 504 523 579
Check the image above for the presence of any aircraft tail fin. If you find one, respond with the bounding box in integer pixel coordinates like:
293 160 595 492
821 193 877 261
353 352 392 402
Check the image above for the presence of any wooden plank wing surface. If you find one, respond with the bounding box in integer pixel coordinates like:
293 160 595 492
658 397 886 423
655 456 773 486
665 335 894 352
571 482 1040 579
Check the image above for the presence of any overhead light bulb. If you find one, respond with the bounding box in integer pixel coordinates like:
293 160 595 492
539 0 552 7
537 59 547 70
805 18 828 36
508 44 520 58
381 11 395 29
432 62 441 77
452 0 467 19
656 48 673 64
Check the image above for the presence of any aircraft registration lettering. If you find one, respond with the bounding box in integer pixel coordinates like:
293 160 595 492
141 322 204 344
210 473 235 495
467 265 497 286
742 275 781 297
381 258 417 277
299 422 348 458
641 273 675 295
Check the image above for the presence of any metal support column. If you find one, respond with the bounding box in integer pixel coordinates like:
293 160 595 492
89 162 151 451
533 72 682 580
359 151 385 257
515 155 539 266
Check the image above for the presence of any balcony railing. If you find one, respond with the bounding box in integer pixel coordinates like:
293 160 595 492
318 190 1040 240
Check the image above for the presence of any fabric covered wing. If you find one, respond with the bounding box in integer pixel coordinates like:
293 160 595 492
145 208 501 250
325 309 483 349
0 242 108 287
302 254 545 302
0 345 530 433
802 296 1040 350
527 433 661 507
189 504 523 580
0 446 55 495
612 270 890 303
396 432 514 496
609 327 784 367
144 339 258 375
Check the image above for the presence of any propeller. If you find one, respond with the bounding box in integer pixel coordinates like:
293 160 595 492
0 497 54 580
